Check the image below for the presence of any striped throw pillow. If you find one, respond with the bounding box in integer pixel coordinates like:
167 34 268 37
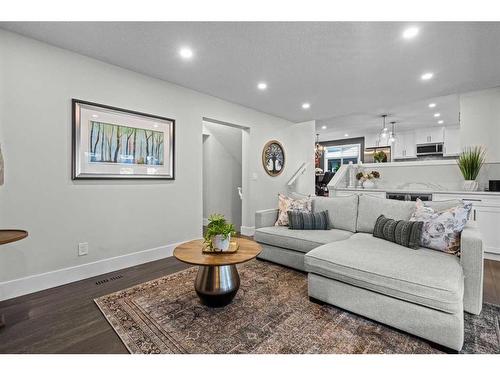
287 210 330 230
373 215 423 249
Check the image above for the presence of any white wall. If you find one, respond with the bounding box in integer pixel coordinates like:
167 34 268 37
460 87 500 162
0 30 314 297
284 121 316 195
202 121 242 230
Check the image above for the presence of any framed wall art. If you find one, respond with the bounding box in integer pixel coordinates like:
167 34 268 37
72 99 175 180
262 140 285 177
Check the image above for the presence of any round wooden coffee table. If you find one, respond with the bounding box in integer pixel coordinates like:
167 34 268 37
173 238 262 307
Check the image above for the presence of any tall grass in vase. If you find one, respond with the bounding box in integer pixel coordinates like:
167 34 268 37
457 146 486 191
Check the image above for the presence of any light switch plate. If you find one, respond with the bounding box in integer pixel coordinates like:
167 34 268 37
78 242 89 256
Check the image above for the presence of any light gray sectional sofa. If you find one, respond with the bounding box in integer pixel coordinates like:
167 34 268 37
254 194 484 351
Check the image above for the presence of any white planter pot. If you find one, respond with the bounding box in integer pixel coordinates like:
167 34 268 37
362 179 376 189
463 180 479 191
212 234 231 251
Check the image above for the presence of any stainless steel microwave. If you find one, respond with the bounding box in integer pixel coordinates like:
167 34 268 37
416 143 443 156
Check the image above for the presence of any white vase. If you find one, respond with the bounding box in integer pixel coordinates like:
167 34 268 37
212 234 231 251
362 179 376 189
463 180 479 191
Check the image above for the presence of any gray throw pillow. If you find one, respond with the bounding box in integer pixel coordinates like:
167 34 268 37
373 215 423 249
287 210 331 230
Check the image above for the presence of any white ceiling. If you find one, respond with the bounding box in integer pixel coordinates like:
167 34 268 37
318 93 460 136
2 22 500 123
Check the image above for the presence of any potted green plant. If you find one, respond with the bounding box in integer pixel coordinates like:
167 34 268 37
356 170 380 189
204 214 236 251
373 150 387 163
457 146 486 191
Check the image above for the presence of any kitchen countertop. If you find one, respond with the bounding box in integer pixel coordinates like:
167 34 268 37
334 187 500 196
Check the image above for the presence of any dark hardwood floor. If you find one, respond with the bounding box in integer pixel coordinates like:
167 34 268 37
0 256 189 353
483 259 500 305
0 254 499 353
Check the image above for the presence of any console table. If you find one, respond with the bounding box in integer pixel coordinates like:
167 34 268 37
0 229 28 329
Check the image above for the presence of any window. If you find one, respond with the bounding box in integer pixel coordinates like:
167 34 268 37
324 144 360 173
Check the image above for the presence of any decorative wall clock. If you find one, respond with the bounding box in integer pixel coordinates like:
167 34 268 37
262 140 285 177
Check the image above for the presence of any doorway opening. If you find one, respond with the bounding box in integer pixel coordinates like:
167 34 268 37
202 118 247 234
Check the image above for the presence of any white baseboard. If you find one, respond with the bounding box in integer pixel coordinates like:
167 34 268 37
202 217 209 226
0 239 196 302
485 252 500 261
240 226 255 236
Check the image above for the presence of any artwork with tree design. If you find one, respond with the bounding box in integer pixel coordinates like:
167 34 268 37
72 99 174 180
262 140 285 176
89 121 164 165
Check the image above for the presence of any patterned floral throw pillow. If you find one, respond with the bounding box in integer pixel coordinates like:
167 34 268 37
275 193 312 226
410 199 472 256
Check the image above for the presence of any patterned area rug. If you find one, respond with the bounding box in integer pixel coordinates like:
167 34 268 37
95 260 500 354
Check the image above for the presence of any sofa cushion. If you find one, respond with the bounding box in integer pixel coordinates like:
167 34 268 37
275 193 312 226
356 194 416 233
312 195 358 232
254 226 354 253
288 210 331 230
410 199 472 256
373 214 424 249
304 233 464 314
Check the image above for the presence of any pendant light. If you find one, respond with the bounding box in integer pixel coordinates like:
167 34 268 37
388 121 396 143
380 114 388 138
315 133 325 158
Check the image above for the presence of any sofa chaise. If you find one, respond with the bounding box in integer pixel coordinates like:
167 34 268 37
254 194 484 351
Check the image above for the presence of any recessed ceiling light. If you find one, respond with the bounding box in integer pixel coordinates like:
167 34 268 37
302 103 311 109
91 114 99 118
428 103 436 108
179 47 194 59
403 27 419 39
344 133 349 137
438 120 444 124
421 72 434 81
321 125 327 130
257 82 267 90
434 113 441 118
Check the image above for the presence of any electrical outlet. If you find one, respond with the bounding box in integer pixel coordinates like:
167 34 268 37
78 242 89 256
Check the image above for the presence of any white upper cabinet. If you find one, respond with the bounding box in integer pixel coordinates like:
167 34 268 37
443 126 461 156
393 131 416 159
415 127 445 144
392 134 405 159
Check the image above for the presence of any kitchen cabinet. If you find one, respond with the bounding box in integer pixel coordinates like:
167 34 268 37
393 131 416 159
472 204 500 255
415 127 444 144
443 126 461 156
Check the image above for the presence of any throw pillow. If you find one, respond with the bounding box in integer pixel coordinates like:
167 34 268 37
275 193 312 226
373 215 424 249
409 198 472 255
287 210 331 230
